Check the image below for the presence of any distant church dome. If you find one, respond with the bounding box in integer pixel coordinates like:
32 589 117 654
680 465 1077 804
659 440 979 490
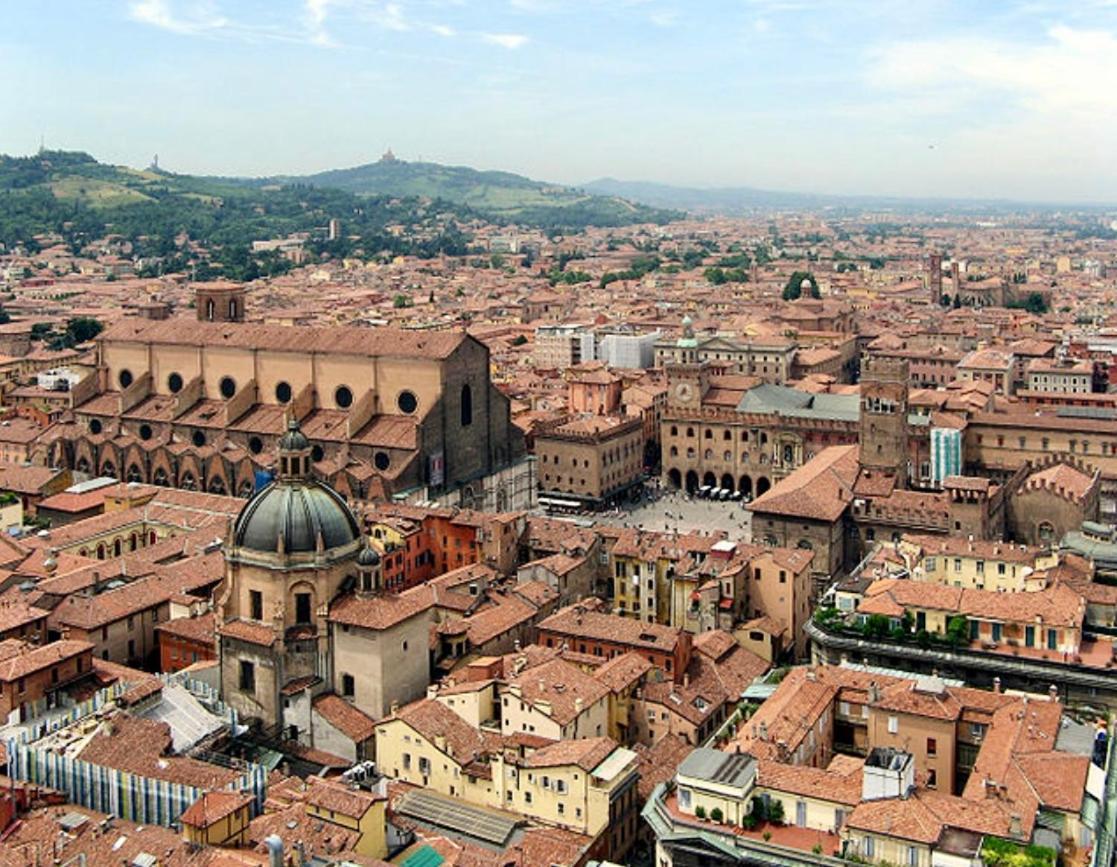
357 545 381 567
232 419 360 555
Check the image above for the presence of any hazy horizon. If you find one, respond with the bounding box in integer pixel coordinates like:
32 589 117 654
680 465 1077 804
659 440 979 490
4 0 1117 203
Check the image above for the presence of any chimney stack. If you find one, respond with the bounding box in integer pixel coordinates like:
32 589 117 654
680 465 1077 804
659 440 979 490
265 835 284 867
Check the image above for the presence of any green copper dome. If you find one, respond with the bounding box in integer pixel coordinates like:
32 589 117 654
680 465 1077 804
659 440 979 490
232 418 359 555
233 481 360 553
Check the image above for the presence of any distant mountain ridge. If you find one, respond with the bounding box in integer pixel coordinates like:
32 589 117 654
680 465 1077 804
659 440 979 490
582 177 827 213
267 155 682 228
582 177 1117 214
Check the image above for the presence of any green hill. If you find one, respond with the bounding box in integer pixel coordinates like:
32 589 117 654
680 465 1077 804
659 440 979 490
277 156 682 228
0 151 682 263
0 150 477 276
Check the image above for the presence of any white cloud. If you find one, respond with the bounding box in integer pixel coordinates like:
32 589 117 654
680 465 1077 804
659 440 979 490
482 32 529 48
128 0 228 34
508 0 554 11
865 24 1117 200
649 9 678 27
304 0 335 45
869 25 1117 121
429 23 455 36
362 2 410 31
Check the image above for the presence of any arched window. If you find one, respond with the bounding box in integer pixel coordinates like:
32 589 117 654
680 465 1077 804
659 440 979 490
229 299 237 319
461 384 473 427
206 299 215 321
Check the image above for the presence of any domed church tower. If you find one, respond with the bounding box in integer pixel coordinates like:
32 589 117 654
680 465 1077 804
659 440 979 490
217 418 366 731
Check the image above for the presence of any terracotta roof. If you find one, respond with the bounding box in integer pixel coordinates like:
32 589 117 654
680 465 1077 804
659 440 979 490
0 599 49 634
635 733 692 801
392 698 486 764
154 612 216 646
328 587 432 630
860 577 1087 629
0 639 90 682
217 618 277 647
757 757 862 806
0 465 64 494
505 657 610 725
538 604 684 653
180 790 254 828
847 788 1016 844
305 775 382 818
100 318 469 360
1024 462 1096 503
592 651 652 692
747 445 858 522
79 715 240 789
693 629 737 661
524 736 619 772
313 693 377 743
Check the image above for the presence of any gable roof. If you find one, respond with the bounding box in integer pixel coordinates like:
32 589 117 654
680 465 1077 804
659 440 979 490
747 445 858 522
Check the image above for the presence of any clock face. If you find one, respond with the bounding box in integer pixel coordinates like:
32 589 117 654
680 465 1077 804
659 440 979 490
674 382 695 404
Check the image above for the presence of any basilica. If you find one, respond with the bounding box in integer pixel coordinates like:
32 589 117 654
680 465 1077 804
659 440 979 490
216 419 432 760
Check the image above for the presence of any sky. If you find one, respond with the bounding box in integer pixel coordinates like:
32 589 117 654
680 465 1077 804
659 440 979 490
2 0 1117 202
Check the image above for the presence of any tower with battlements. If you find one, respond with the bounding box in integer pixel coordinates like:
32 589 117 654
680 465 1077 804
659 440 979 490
859 357 910 484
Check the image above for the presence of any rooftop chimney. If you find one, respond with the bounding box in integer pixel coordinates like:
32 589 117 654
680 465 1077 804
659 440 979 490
265 835 284 867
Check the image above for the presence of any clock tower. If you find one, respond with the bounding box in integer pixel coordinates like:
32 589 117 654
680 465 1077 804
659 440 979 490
667 361 710 411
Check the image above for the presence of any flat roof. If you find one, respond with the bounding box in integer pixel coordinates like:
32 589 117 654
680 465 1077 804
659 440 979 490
65 476 120 494
677 747 756 790
396 788 519 847
591 746 637 783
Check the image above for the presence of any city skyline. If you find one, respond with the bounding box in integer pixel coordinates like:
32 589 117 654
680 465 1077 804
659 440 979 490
3 0 1117 203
